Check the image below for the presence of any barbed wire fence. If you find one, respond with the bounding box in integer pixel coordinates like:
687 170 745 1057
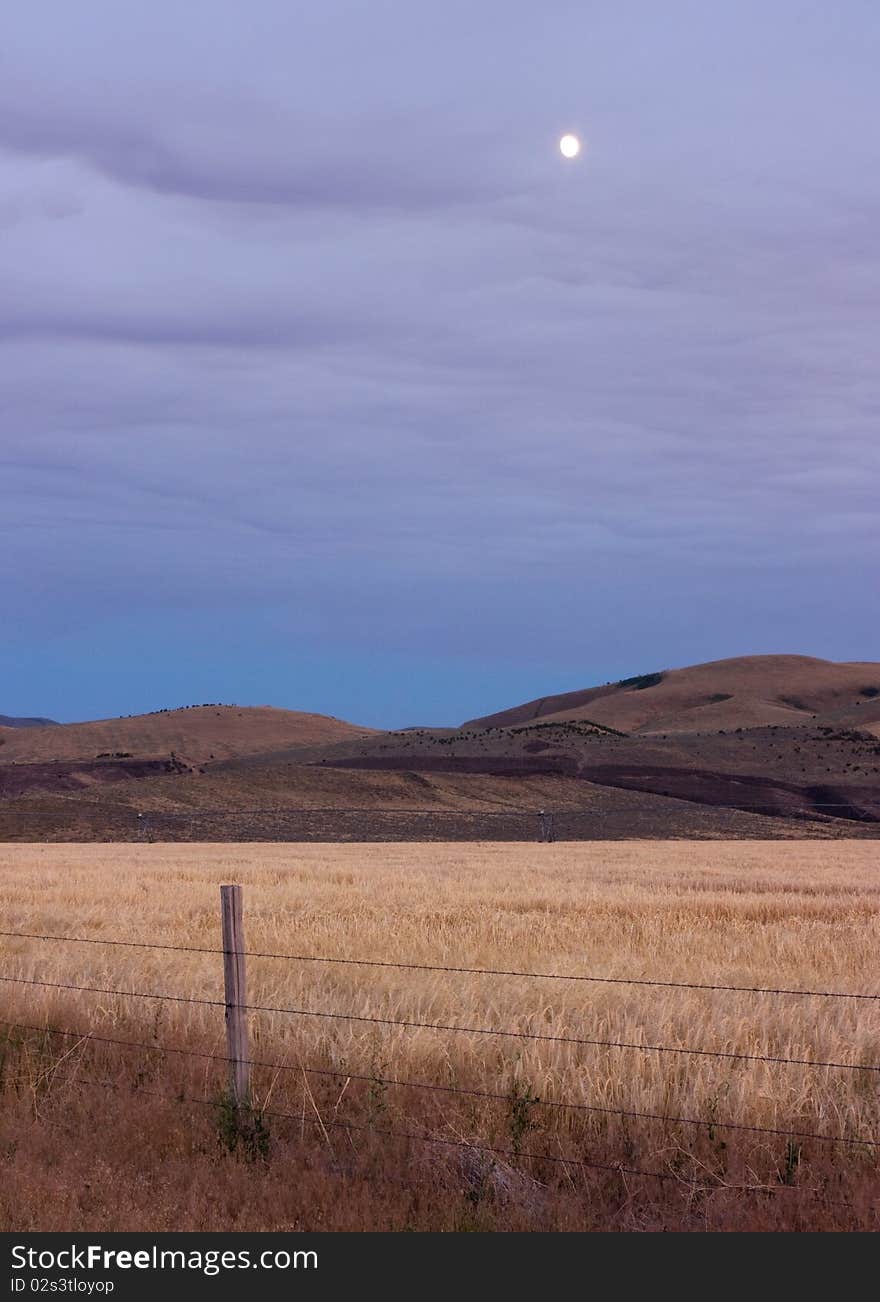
1 886 878 1210
2 799 879 843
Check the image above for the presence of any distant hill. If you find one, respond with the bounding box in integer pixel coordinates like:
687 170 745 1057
0 715 58 728
464 655 880 736
1 659 878 843
0 704 375 765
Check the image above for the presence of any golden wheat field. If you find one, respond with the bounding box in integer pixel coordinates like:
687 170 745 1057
0 840 878 1232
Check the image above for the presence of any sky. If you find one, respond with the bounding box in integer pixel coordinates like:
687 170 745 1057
1 1 878 727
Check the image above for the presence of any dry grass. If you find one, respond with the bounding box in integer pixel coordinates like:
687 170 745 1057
0 840 878 1232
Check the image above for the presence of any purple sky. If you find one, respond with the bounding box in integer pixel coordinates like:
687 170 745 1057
2 2 878 727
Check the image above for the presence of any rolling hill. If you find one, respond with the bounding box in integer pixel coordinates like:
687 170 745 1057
1 656 878 840
464 655 880 736
0 704 375 767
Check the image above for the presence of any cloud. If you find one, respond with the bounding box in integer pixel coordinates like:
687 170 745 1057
1 1 879 719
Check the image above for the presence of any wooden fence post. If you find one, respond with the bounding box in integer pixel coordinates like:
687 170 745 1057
220 884 250 1110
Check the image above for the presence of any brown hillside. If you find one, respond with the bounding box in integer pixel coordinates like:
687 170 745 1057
465 655 880 735
0 705 375 767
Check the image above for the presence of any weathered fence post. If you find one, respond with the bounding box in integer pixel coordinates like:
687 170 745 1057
220 884 250 1110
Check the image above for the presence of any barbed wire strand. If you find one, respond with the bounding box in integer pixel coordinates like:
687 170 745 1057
5 796 879 813
2 974 877 1073
4 1065 863 1209
2 929 876 1001
2 1017 876 1148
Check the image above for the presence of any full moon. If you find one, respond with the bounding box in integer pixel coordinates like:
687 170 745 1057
559 133 581 159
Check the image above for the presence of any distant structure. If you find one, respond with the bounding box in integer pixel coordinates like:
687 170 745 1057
538 810 555 843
